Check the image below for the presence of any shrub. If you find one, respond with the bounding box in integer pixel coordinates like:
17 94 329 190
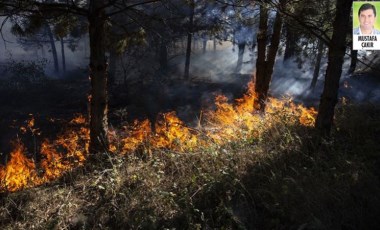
4 58 47 89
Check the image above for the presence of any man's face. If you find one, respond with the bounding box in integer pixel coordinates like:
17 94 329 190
359 8 376 32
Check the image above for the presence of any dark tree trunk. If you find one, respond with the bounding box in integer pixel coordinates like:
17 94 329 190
88 1 109 154
120 54 128 87
202 38 207 54
255 1 284 111
213 37 217 51
60 37 66 74
265 8 283 80
184 1 194 80
184 31 193 79
348 49 358 74
159 39 168 72
283 24 296 62
255 4 268 110
46 24 59 73
251 33 256 63
235 41 246 73
181 39 185 51
315 0 353 136
310 39 324 90
232 31 236 52
108 49 117 86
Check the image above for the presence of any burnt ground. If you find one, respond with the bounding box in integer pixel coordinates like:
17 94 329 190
0 72 252 164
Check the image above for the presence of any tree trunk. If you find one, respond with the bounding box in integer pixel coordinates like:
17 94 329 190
235 41 246 73
108 49 117 86
251 32 256 63
88 1 109 154
265 7 283 82
315 0 353 136
202 38 207 54
159 39 168 72
348 49 358 74
46 24 59 73
181 38 185 51
60 37 66 74
213 37 217 51
255 1 284 111
283 24 296 62
255 4 268 110
310 39 324 90
232 30 236 52
120 54 128 87
184 1 194 80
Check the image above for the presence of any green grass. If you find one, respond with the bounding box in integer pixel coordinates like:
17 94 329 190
1 104 380 229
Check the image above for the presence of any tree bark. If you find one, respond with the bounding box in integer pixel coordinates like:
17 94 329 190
251 32 256 63
235 41 246 73
159 38 168 72
184 1 194 80
60 37 66 74
88 1 109 154
315 0 353 136
283 24 296 62
108 49 117 86
255 4 268 110
255 1 284 111
348 48 357 75
46 24 59 73
202 37 207 54
310 39 324 90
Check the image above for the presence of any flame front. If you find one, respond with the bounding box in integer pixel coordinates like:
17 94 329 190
0 81 317 192
122 119 152 152
0 115 89 192
206 82 260 143
153 112 198 150
0 144 41 192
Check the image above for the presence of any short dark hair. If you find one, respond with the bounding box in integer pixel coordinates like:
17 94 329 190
358 3 377 17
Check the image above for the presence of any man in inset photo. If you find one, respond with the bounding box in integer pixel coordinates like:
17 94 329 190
353 3 380 35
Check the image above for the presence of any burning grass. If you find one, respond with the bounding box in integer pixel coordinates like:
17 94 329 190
0 104 379 229
0 82 317 192
0 115 88 192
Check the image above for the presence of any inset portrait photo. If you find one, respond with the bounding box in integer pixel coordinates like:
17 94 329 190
353 1 380 50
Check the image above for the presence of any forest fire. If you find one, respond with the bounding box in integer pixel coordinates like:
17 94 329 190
0 143 41 192
0 115 89 192
121 112 199 153
0 82 317 192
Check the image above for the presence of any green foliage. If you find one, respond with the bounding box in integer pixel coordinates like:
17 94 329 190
53 15 87 38
112 28 147 55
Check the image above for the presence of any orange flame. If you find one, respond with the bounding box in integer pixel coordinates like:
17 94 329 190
120 112 198 153
0 143 41 192
122 119 152 152
152 112 198 151
299 106 317 127
0 81 318 192
0 115 89 192
40 140 71 180
205 82 259 143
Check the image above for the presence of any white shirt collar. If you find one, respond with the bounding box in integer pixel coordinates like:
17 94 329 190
359 27 375 35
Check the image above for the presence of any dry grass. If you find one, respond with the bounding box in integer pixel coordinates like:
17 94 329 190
1 104 380 229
